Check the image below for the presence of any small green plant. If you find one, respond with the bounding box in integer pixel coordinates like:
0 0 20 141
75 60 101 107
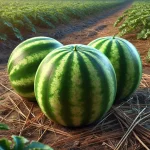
114 2 150 39
146 49 150 63
0 123 10 130
0 123 53 150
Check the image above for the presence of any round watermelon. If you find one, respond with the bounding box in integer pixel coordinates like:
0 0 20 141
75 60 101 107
88 36 142 102
34 44 117 127
7 36 63 100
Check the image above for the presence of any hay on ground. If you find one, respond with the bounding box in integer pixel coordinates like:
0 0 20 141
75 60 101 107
0 66 150 150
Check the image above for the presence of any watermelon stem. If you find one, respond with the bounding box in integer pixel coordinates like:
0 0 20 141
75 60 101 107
74 45 77 51
113 35 116 39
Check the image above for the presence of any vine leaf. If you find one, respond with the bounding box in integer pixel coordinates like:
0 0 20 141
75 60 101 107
12 136 29 150
0 123 10 130
0 123 54 150
24 141 54 150
0 139 12 150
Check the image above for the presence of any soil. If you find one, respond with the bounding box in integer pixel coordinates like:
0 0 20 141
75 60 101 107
0 1 150 150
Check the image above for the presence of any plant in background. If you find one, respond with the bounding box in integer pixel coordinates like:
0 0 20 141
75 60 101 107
114 2 150 39
146 49 150 63
0 123 53 150
0 0 126 41
0 123 10 130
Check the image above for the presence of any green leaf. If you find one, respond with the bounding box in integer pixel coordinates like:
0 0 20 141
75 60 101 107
37 15 55 28
137 29 147 39
3 21 13 28
23 15 36 33
24 141 53 150
12 27 23 41
114 2 150 39
146 49 150 63
0 33 7 41
0 123 10 130
0 138 11 150
114 15 125 27
12 135 29 150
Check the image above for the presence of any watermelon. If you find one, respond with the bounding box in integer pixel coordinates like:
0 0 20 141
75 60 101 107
7 36 63 100
88 36 142 102
34 44 117 127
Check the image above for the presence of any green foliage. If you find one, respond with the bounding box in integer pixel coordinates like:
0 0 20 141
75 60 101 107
146 49 150 63
114 1 150 39
0 33 7 41
0 136 53 150
0 123 53 150
0 0 126 41
0 123 10 130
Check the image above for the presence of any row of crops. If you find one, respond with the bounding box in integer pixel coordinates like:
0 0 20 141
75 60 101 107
0 0 126 41
115 0 150 40
115 0 150 62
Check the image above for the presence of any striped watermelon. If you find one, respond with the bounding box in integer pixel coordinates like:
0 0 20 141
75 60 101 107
34 44 117 127
88 36 142 102
7 36 63 100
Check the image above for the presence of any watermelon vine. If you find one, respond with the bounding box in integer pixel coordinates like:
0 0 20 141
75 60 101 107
0 123 53 150
114 2 150 39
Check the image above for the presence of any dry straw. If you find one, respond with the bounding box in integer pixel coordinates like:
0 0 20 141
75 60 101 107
0 65 150 150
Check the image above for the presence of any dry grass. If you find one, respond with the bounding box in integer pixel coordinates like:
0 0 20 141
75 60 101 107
0 66 150 150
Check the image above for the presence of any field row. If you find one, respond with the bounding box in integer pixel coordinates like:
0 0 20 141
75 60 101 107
115 0 150 40
0 0 126 41
114 0 150 62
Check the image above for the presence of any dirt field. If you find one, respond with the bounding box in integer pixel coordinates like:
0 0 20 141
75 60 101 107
0 1 150 150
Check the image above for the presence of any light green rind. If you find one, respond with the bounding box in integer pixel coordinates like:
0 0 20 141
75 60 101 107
7 36 63 100
35 44 117 127
88 36 142 102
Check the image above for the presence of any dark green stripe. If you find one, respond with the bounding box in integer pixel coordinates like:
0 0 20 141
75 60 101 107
8 37 55 66
10 50 63 81
88 39 108 50
115 40 128 100
9 37 57 58
12 82 34 96
82 52 116 122
57 53 74 126
102 40 113 58
83 50 117 92
88 37 107 45
76 52 94 125
8 41 62 74
17 37 54 49
9 49 66 98
119 39 142 97
10 59 42 81
36 52 68 123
